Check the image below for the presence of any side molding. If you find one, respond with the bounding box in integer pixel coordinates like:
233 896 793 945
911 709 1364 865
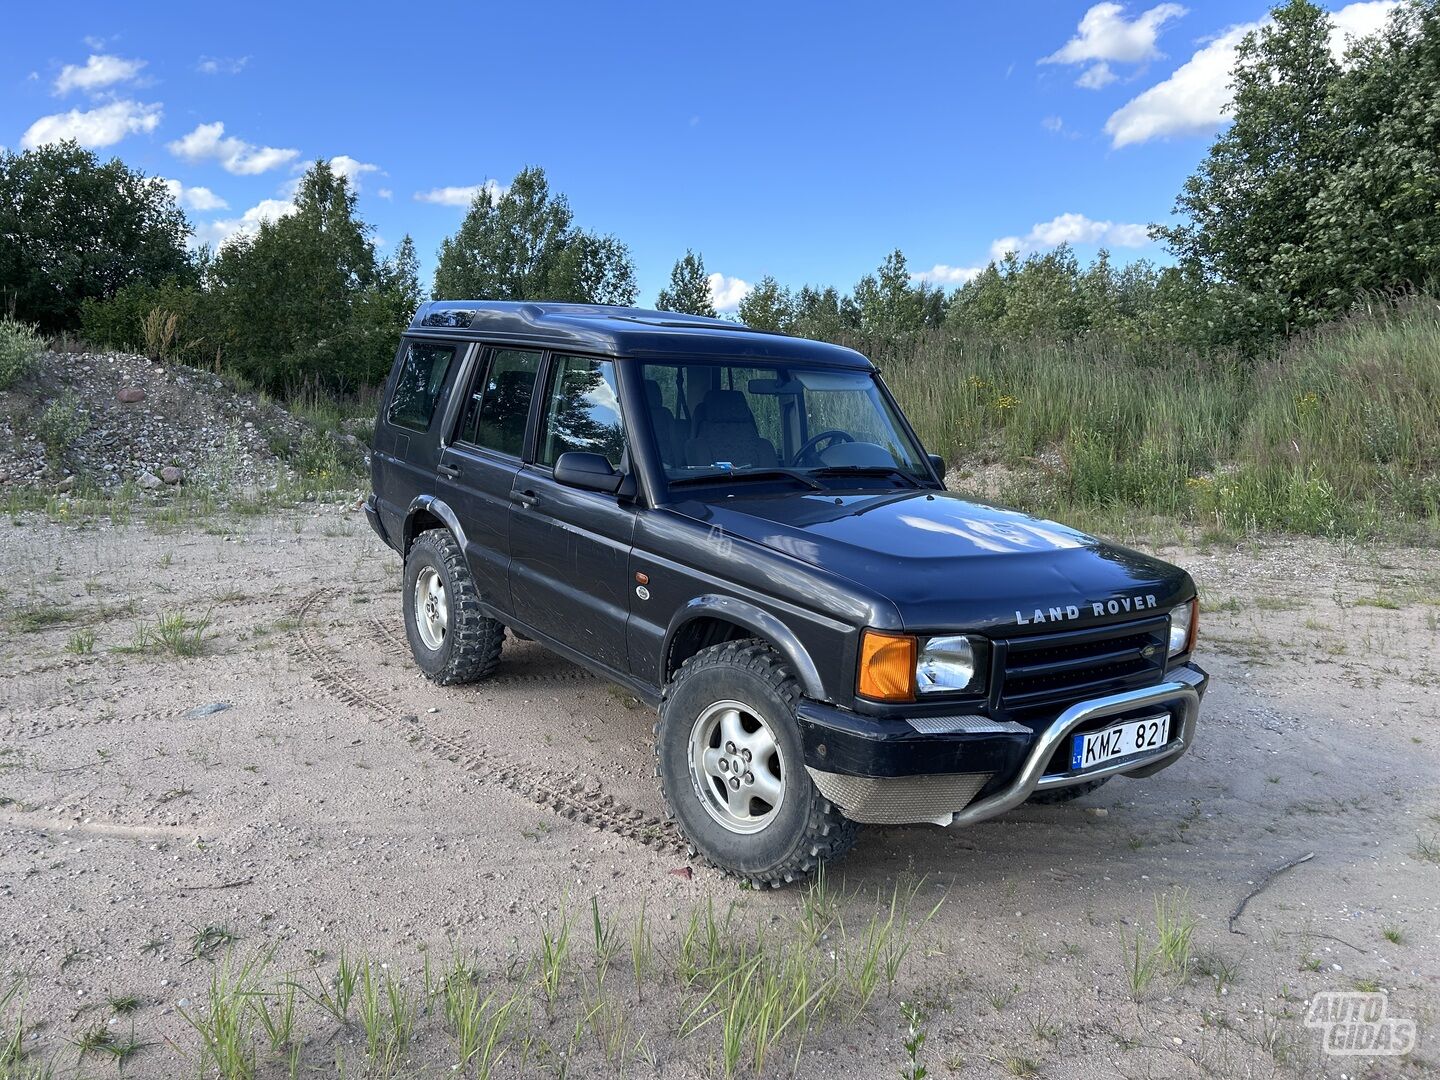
664 595 828 701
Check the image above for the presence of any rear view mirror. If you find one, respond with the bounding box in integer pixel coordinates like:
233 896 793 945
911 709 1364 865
554 451 624 494
928 453 946 478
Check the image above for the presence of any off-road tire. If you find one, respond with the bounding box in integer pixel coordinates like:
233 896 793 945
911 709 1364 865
1026 777 1110 804
402 528 504 685
656 638 859 887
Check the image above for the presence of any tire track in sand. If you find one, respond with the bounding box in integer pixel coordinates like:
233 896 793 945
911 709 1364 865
294 589 683 854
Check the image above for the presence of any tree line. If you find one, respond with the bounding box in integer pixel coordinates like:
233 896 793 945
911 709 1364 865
1 0 1437 393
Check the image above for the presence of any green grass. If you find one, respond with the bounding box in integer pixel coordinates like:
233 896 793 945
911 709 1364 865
114 609 213 658
6 885 939 1078
880 298 1440 537
8 605 73 633
65 628 96 655
1121 888 1196 1001
356 958 417 1077
188 924 239 962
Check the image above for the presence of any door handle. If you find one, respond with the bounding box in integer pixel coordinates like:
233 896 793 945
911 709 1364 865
512 489 539 508
437 462 461 478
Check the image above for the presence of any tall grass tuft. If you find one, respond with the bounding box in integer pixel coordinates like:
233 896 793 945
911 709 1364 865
879 297 1440 536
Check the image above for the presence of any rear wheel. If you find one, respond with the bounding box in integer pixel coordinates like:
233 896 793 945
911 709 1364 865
402 529 504 685
1027 777 1110 804
656 639 859 886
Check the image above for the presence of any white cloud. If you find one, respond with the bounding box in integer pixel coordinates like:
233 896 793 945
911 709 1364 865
329 155 380 191
1044 3 1188 65
21 99 162 149
376 187 394 200
193 197 295 248
161 178 228 211
1041 115 1065 133
707 273 752 312
1106 1 1397 147
1328 0 1400 56
54 54 146 95
1076 61 1118 89
414 180 506 207
196 55 249 75
167 121 299 175
911 264 985 286
990 212 1151 260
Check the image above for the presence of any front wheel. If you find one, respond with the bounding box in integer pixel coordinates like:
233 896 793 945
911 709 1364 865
656 639 859 886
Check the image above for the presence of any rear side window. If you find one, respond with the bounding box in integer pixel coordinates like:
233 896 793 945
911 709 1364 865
537 356 626 468
458 348 542 457
387 342 456 431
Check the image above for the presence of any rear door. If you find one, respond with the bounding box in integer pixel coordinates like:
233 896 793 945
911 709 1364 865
508 354 637 671
435 347 544 615
372 337 463 541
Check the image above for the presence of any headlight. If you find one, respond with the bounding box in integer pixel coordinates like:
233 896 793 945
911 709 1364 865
857 630 987 701
917 635 983 694
1168 601 1196 657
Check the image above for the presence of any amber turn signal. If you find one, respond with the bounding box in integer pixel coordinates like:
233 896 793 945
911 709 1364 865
857 630 917 702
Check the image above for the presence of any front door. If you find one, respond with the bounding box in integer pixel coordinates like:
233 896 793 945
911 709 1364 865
509 354 636 672
435 347 544 614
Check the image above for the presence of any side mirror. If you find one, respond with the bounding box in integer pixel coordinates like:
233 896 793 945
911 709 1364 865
554 451 624 494
927 453 946 478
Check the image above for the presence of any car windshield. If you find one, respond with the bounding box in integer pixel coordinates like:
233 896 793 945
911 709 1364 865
639 361 931 489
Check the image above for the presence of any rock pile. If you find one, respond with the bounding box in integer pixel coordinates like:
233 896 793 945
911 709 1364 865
0 350 365 498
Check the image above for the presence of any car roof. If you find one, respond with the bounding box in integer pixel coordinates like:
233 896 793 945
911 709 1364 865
408 301 874 370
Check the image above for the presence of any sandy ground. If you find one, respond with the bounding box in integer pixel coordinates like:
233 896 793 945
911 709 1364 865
1 506 1436 1079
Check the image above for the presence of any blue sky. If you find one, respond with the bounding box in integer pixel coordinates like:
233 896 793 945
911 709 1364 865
1 1 1398 309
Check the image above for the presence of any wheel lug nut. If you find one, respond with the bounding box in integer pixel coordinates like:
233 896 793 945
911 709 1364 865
729 776 740 789
725 741 736 754
744 772 754 784
741 748 752 762
719 759 729 772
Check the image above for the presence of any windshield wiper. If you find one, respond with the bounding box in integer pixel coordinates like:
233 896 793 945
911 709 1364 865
809 466 924 488
669 468 826 492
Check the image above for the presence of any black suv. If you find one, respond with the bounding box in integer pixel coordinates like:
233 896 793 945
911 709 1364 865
366 301 1207 886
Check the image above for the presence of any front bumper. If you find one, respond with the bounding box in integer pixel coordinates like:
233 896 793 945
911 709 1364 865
801 664 1207 826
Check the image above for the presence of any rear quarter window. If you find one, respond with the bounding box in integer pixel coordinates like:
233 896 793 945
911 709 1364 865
387 341 457 431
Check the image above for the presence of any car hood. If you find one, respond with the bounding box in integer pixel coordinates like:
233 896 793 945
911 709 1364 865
672 488 1193 633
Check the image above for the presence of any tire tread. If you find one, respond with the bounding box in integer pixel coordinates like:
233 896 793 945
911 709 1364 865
408 529 504 685
657 638 859 887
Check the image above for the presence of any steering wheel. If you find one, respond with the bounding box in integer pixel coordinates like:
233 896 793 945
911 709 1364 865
794 429 854 465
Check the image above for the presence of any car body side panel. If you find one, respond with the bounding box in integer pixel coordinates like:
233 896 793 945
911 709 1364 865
509 465 637 671
371 337 471 549
627 508 899 705
434 442 521 612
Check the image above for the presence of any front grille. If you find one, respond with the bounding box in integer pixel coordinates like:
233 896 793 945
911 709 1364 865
999 616 1169 713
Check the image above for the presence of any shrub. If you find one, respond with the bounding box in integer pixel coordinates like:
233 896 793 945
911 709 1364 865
36 392 91 458
79 280 222 366
0 318 45 390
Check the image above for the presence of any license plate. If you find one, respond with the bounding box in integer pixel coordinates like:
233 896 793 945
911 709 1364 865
1070 713 1171 771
